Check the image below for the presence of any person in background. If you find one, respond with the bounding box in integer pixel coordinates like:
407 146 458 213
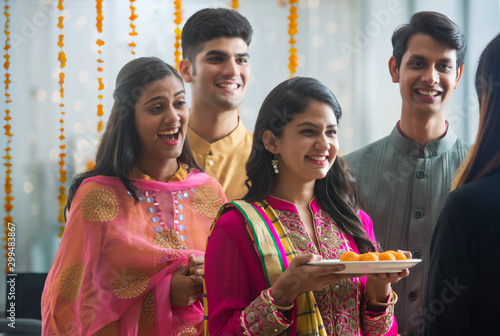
343 12 469 335
204 76 410 335
179 8 253 201
420 33 500 336
41 57 226 335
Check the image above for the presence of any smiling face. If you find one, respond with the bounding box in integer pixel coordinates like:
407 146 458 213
180 37 250 113
389 33 463 117
272 100 339 185
134 75 188 174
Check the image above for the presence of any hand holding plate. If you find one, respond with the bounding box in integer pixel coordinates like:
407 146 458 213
270 254 357 307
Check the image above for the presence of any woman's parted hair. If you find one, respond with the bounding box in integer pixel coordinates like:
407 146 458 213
244 77 375 253
65 57 199 215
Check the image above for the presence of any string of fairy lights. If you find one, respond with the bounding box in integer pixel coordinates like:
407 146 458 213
2 0 300 270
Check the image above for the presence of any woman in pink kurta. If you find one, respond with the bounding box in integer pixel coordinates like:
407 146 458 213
42 57 226 335
204 77 410 335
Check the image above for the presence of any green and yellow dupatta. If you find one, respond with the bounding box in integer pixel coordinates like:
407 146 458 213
204 200 326 336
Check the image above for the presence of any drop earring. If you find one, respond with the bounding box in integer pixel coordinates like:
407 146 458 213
272 154 279 174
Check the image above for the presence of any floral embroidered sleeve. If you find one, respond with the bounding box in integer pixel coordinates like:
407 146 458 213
361 298 396 335
205 210 293 335
240 289 292 335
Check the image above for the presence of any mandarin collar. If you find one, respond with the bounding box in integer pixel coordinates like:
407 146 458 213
388 122 458 158
130 163 188 182
187 117 249 155
265 195 319 212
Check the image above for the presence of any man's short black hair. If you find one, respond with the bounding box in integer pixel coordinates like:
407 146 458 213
182 8 253 62
392 11 466 71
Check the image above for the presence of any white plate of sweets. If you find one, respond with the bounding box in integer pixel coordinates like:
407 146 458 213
307 251 421 274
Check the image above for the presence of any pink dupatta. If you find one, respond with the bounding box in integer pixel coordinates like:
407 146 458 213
42 169 226 335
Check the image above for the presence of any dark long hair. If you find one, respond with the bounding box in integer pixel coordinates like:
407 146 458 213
65 57 199 215
453 33 500 189
244 77 375 253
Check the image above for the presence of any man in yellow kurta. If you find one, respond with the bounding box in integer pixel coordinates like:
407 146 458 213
179 8 253 201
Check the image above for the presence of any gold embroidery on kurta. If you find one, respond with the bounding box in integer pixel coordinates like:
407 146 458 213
314 210 346 259
247 312 256 323
153 229 187 250
329 279 360 335
193 185 223 219
60 262 85 302
113 267 149 299
139 291 155 330
361 302 394 335
274 210 317 254
288 230 311 250
179 326 199 335
81 189 119 222
93 321 119 336
276 207 361 335
241 291 288 335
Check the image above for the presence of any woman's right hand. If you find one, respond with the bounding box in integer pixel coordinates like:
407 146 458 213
170 266 204 307
270 254 357 307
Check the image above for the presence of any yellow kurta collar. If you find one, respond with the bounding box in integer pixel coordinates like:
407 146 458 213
187 117 248 155
130 163 189 182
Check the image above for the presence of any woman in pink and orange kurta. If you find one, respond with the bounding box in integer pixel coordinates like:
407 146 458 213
42 57 226 335
204 77 410 335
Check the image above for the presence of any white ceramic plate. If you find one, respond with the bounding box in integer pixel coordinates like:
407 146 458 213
307 259 422 274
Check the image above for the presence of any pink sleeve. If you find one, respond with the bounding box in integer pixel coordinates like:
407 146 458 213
361 302 398 336
358 209 376 245
204 209 292 335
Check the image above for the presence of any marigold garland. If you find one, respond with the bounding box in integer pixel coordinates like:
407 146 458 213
129 0 137 55
3 0 13 273
288 0 298 77
57 0 67 237
231 0 239 10
173 0 182 71
96 0 104 134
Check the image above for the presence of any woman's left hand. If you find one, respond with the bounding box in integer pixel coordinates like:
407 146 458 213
364 250 411 307
368 249 411 284
367 268 409 284
187 254 204 284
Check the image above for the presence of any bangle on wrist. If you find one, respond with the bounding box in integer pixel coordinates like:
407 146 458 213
261 288 294 310
365 290 398 307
